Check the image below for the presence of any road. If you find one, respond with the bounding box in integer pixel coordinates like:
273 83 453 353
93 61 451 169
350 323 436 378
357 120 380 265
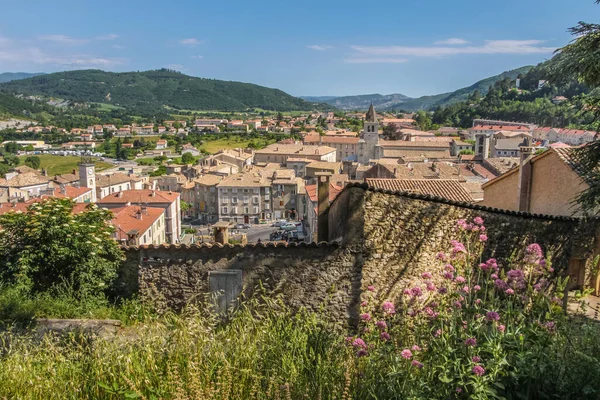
182 222 276 243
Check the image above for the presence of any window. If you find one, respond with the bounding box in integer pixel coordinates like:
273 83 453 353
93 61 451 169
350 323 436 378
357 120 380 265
253 197 259 204
280 200 284 206
265 187 270 194
244 207 249 214
265 203 270 210
232 197 238 203
222 197 228 204
222 207 228 214
210 187 216 192
243 189 249 193
233 207 238 214
232 188 237 193
265 195 270 201
253 188 259 194
243 196 249 204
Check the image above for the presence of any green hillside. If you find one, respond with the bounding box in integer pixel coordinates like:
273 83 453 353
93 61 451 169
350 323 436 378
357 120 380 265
0 69 325 112
431 56 595 129
398 66 534 111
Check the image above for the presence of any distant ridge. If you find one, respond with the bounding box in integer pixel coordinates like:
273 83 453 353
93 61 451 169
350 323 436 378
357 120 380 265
305 66 534 111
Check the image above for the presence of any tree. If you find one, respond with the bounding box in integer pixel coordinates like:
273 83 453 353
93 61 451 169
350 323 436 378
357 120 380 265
414 110 433 131
0 199 123 297
24 156 41 170
4 141 18 154
552 1 600 214
383 124 398 138
3 154 19 167
181 152 195 164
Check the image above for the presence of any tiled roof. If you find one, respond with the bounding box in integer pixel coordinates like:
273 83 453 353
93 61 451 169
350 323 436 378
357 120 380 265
96 173 140 187
379 140 450 149
53 172 80 184
305 183 343 203
194 174 223 186
111 205 164 239
306 161 341 170
255 144 336 156
381 149 452 159
365 179 473 202
217 172 271 187
0 173 50 188
0 200 88 216
48 186 93 199
97 189 180 204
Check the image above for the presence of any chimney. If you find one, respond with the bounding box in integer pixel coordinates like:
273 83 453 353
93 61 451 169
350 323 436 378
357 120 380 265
136 209 143 220
517 138 535 212
316 171 332 243
72 169 76 175
141 205 148 215
117 191 123 198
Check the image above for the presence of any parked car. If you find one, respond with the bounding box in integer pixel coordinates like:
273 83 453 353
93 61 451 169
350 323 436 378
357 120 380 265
281 223 297 231
234 223 251 230
271 219 287 227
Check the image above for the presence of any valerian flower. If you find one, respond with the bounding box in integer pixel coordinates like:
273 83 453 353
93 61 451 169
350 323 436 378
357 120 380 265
465 337 477 347
401 349 412 359
472 365 485 376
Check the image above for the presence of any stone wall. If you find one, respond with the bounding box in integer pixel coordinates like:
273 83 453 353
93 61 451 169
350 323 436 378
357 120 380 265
119 184 600 326
357 187 598 304
122 243 362 325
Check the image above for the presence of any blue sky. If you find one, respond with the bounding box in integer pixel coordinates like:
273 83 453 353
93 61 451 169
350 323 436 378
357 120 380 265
0 0 598 97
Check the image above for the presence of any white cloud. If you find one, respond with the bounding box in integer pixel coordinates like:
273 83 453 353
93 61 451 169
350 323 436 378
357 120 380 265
112 44 125 50
180 38 203 46
39 34 89 45
96 34 119 41
344 57 408 64
434 38 469 45
0 47 122 67
191 55 203 60
307 44 333 51
351 40 555 58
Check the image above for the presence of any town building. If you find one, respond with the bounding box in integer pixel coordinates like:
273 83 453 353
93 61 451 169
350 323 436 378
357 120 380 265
97 189 181 243
450 139 473 156
96 173 144 200
254 144 336 164
481 147 588 216
110 205 166 246
216 172 273 223
193 174 223 223
302 135 359 161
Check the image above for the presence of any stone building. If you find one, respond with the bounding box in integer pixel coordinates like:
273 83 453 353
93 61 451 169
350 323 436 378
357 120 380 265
271 169 304 220
357 104 380 165
254 144 337 164
193 174 223 224
216 171 273 224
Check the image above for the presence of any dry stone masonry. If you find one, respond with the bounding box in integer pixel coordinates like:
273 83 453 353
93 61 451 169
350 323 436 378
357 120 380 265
118 184 600 327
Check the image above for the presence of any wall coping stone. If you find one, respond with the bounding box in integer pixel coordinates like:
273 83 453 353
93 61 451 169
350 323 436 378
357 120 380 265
339 182 596 223
122 241 341 251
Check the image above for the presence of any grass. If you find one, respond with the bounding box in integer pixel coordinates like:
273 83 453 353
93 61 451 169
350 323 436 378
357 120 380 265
199 136 276 154
91 102 125 111
18 155 113 175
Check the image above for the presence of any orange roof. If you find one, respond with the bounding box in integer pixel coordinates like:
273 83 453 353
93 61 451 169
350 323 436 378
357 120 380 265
111 205 164 239
0 200 88 216
47 186 93 200
97 189 180 204
365 179 473 202
470 125 530 131
305 183 343 203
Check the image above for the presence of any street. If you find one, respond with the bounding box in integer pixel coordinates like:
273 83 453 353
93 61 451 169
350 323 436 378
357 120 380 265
183 221 276 243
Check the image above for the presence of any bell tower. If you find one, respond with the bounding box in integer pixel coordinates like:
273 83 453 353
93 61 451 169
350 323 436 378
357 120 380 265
79 156 97 203
358 104 380 164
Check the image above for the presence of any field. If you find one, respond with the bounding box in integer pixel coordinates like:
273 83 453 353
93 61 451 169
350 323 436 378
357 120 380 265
199 136 277 153
18 155 113 175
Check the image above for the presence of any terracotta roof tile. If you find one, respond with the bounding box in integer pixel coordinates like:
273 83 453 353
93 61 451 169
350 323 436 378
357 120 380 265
365 179 473 202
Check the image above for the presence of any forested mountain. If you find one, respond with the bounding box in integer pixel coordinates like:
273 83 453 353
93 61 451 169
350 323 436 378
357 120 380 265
0 72 45 84
306 66 534 111
0 69 326 112
431 56 597 129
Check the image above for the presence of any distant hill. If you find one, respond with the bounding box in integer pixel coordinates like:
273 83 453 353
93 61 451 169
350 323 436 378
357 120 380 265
300 95 340 102
0 72 46 84
402 65 534 110
307 66 534 111
305 93 412 111
0 69 326 112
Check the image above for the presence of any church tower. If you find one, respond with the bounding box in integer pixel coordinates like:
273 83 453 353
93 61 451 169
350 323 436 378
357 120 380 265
79 161 97 203
358 104 380 164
